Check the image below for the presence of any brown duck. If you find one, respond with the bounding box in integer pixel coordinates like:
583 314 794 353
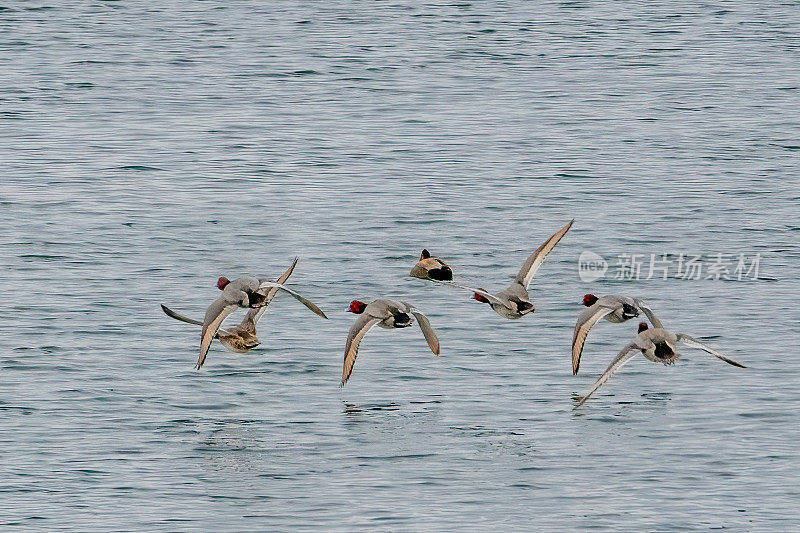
410 249 453 281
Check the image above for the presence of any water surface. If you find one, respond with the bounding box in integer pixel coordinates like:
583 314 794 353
2 1 799 530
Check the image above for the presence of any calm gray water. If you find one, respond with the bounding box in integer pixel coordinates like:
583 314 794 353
2 1 799 531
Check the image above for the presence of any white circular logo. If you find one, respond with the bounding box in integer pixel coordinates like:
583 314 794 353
578 251 608 282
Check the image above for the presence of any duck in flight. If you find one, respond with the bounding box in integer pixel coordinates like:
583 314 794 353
162 258 306 363
571 294 663 375
452 219 573 319
341 299 439 386
163 258 328 369
575 318 746 408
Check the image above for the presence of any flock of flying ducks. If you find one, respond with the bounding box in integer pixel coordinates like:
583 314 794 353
161 220 745 408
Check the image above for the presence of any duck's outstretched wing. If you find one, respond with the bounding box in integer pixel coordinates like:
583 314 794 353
161 304 203 326
575 342 639 408
257 281 328 319
341 314 381 386
197 299 237 369
677 334 746 368
633 298 663 329
411 311 440 356
515 219 574 289
162 304 233 338
571 304 616 375
241 257 299 332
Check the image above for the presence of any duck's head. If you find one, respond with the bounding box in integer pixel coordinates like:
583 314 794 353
217 277 231 290
583 294 598 307
348 300 368 314
473 289 490 304
638 321 649 333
